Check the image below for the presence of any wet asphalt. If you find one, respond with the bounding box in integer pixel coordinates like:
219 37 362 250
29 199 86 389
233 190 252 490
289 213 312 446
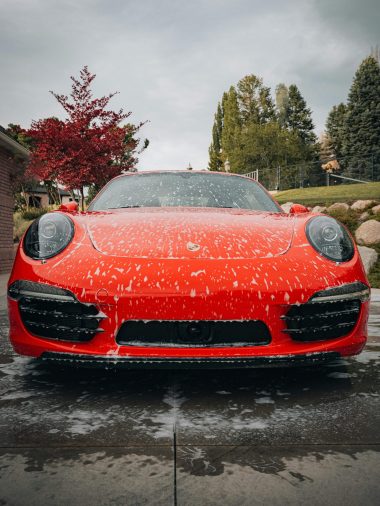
0 276 379 505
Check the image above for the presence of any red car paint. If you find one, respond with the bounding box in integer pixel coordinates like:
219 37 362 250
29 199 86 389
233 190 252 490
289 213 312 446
7 171 369 365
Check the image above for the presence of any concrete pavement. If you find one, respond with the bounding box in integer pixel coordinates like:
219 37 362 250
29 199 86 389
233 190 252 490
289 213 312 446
0 272 379 505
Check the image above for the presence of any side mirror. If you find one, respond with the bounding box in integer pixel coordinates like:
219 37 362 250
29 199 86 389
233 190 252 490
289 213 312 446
289 204 309 214
58 201 79 212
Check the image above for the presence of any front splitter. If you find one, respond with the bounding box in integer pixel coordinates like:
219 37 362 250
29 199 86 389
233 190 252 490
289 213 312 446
40 351 341 369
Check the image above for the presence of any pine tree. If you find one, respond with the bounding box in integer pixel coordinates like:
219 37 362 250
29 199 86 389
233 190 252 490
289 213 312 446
342 56 380 179
220 86 241 171
326 103 346 161
285 85 316 145
208 76 318 181
237 75 276 124
275 83 289 127
208 102 223 171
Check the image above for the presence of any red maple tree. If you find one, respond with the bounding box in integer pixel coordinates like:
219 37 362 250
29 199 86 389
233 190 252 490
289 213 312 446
27 66 146 208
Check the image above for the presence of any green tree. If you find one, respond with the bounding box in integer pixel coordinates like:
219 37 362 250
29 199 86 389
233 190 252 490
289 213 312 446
342 56 380 179
208 102 223 171
237 75 276 124
285 84 316 145
5 123 33 149
208 76 319 186
220 86 241 170
230 121 305 188
326 103 346 161
275 83 289 127
5 124 37 208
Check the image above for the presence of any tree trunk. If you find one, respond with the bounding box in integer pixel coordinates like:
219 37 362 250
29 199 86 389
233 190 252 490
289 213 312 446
80 187 85 211
55 180 62 205
21 185 28 210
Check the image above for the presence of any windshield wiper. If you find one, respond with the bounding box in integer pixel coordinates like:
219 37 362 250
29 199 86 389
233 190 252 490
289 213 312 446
108 205 142 209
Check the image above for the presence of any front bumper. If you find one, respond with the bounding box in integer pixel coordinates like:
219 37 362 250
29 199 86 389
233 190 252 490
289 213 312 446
8 240 370 363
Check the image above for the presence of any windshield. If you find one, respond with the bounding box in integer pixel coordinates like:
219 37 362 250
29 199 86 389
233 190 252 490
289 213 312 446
89 172 281 213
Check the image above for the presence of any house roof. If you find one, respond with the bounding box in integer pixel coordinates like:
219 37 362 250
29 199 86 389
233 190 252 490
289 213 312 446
0 125 29 159
25 186 71 196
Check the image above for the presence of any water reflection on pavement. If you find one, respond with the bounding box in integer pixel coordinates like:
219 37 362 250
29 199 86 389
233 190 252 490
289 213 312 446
0 299 379 505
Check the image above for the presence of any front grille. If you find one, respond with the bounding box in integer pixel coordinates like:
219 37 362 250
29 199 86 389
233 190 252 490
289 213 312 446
9 280 104 342
116 320 271 347
282 299 361 342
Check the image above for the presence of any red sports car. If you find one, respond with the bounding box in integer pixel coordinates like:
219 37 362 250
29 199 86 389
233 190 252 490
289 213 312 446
8 171 369 368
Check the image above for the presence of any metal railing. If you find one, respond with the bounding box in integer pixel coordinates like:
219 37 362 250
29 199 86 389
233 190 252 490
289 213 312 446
243 158 379 191
244 170 259 181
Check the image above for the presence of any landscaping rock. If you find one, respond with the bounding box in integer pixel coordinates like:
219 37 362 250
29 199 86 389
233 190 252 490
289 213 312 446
358 246 379 274
327 202 349 212
281 202 294 213
372 204 380 215
359 212 370 222
355 219 380 245
351 200 375 211
312 205 327 213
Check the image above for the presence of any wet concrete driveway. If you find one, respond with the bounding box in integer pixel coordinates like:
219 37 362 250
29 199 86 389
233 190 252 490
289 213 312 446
0 284 379 505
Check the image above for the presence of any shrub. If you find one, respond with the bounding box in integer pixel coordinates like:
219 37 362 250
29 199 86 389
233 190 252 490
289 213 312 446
21 207 50 221
326 208 359 235
13 213 32 242
368 245 380 289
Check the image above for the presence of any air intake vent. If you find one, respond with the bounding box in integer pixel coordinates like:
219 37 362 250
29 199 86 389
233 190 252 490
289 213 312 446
9 281 104 342
116 320 271 347
282 299 361 342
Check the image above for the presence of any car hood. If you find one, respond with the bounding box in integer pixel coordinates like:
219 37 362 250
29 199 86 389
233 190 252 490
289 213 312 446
86 208 294 259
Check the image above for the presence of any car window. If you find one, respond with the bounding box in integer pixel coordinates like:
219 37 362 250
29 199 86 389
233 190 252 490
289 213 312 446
89 172 281 213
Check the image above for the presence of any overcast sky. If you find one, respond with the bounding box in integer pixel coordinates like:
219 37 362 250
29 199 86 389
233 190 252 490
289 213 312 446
1 0 379 170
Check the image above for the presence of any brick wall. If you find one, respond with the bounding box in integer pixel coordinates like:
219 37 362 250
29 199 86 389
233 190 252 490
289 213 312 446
0 146 15 273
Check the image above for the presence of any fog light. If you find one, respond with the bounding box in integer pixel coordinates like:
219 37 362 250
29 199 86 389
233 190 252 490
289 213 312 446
309 282 370 303
8 280 75 301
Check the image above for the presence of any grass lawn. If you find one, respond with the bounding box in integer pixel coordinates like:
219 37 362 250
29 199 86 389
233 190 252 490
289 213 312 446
274 182 380 288
275 182 380 207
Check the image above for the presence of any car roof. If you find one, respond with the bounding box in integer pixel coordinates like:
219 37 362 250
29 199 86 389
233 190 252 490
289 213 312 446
114 170 253 181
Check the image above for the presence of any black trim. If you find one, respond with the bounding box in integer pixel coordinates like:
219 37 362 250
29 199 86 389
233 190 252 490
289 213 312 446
309 281 369 302
40 351 340 369
116 319 271 347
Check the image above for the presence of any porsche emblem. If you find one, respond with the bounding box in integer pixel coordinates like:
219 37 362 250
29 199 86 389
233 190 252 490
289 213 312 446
187 242 201 252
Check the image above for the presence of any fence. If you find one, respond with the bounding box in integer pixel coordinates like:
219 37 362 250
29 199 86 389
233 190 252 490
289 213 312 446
249 156 380 191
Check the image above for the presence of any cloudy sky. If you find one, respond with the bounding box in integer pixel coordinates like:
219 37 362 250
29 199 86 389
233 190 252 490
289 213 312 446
1 0 379 170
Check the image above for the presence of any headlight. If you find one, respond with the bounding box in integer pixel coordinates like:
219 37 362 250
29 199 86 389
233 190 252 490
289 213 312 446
306 216 354 262
24 213 74 259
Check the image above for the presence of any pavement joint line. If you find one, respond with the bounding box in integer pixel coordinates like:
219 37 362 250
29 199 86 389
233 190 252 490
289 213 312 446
173 422 177 506
1 443 380 449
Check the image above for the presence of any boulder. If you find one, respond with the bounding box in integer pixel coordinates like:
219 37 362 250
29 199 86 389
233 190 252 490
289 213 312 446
371 204 380 215
359 211 370 222
355 219 380 245
312 205 327 213
351 200 375 212
327 202 349 212
358 246 378 274
281 202 293 213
